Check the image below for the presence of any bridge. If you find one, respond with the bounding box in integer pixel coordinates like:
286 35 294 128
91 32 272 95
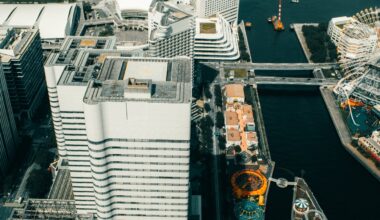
269 177 297 188
255 76 338 86
203 62 338 71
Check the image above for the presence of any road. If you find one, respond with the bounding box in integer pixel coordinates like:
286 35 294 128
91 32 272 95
0 114 53 219
207 81 222 220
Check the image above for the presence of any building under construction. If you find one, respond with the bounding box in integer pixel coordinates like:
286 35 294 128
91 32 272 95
9 199 94 220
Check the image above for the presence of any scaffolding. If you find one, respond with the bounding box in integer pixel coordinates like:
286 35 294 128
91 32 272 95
9 199 94 220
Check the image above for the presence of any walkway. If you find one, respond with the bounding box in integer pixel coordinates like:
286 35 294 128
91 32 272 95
255 76 337 86
202 62 337 71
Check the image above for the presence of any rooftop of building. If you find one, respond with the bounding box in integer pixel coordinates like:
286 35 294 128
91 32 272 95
54 49 139 86
227 128 241 142
195 16 227 38
60 36 117 51
0 27 37 62
149 1 193 41
83 56 192 103
225 84 245 99
45 36 117 67
225 111 239 126
246 131 258 142
116 0 154 12
199 22 216 34
0 3 77 39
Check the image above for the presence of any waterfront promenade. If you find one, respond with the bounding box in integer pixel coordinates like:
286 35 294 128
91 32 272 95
320 86 380 182
293 23 318 63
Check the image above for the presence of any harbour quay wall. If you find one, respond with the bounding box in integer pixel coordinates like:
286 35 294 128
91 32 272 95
320 86 380 182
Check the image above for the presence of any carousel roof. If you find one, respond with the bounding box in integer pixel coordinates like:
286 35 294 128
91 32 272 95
234 200 264 220
294 198 310 209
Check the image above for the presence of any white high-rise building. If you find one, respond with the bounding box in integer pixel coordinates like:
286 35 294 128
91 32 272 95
0 63 18 178
148 1 195 58
44 36 118 214
83 57 192 219
195 0 240 24
45 53 192 219
194 15 240 60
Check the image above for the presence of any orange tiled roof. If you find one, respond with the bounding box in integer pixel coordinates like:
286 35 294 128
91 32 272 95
225 84 245 99
246 132 258 141
227 129 241 141
225 111 239 126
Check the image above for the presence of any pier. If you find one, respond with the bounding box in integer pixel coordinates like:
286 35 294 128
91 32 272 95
291 177 326 220
320 86 380 181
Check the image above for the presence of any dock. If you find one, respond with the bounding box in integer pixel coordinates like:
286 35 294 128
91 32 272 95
293 23 319 63
320 86 380 182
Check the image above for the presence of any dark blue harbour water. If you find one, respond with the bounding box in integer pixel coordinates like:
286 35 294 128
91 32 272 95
239 0 380 219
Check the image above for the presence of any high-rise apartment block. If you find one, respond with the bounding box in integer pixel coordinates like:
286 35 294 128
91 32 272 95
148 1 195 58
0 63 18 178
195 0 240 24
0 27 45 119
195 15 240 60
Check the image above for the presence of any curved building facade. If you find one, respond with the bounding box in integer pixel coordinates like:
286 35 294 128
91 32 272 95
195 0 240 24
194 15 240 61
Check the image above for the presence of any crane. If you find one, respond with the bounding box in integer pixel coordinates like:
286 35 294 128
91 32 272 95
268 0 285 31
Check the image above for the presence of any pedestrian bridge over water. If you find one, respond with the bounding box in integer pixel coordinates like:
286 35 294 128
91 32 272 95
255 76 338 86
203 62 338 71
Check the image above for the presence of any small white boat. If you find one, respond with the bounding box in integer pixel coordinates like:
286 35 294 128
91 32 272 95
291 0 299 3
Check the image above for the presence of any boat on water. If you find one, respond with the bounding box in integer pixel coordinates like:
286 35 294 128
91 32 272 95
291 0 299 3
245 21 253 29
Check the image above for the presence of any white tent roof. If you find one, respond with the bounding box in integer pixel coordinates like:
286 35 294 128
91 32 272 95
116 0 153 11
0 5 16 24
7 5 44 27
0 4 76 39
38 4 75 39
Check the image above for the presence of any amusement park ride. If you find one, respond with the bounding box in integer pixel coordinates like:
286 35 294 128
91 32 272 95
268 0 285 31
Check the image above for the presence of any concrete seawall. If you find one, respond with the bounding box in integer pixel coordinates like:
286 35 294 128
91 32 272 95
320 86 380 182
239 20 252 62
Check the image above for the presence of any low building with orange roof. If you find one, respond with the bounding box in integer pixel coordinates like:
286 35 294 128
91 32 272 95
242 104 255 126
226 128 241 147
224 84 245 103
224 111 239 129
246 132 259 149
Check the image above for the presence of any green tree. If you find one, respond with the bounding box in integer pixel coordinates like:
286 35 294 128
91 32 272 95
204 103 211 112
216 112 224 128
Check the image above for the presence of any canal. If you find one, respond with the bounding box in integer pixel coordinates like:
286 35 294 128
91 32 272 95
239 0 380 219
